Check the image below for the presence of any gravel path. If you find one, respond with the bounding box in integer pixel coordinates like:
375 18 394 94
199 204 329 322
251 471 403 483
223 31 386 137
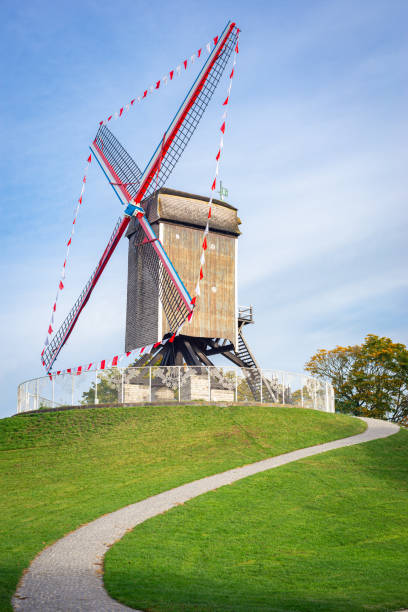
13 417 399 612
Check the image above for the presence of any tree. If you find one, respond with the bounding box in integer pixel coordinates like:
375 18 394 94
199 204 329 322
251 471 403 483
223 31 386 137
305 335 408 422
81 370 121 405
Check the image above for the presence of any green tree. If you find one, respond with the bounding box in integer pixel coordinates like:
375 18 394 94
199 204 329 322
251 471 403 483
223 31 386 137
81 370 121 405
305 334 408 422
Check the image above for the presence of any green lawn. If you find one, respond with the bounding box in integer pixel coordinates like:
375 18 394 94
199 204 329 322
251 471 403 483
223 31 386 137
104 427 408 612
0 405 363 611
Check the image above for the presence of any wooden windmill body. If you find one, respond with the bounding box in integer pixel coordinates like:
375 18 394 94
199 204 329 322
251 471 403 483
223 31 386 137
125 188 277 404
126 187 239 360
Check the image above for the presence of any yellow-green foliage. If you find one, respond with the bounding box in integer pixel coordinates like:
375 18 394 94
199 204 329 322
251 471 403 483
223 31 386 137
305 334 408 421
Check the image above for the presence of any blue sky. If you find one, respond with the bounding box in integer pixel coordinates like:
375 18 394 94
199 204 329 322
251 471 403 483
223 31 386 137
1 0 407 417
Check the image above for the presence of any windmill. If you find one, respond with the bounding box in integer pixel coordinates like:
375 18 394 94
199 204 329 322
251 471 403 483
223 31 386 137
42 21 277 403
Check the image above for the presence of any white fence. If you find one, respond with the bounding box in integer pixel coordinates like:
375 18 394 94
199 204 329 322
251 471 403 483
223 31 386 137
17 366 334 414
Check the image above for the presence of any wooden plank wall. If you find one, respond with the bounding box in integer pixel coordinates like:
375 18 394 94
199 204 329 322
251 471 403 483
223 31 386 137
162 222 237 345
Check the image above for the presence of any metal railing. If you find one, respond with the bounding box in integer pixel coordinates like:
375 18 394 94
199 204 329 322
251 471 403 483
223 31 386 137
238 305 254 323
17 366 334 414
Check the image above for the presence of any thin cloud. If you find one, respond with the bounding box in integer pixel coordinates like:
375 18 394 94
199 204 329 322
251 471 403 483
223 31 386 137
1 0 407 416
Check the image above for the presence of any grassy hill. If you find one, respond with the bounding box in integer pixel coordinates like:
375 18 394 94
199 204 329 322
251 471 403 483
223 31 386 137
105 427 408 612
0 405 363 611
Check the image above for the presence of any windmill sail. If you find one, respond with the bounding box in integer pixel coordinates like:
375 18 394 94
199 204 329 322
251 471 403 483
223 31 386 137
93 124 143 201
92 22 238 208
44 21 239 372
137 22 239 204
42 217 125 371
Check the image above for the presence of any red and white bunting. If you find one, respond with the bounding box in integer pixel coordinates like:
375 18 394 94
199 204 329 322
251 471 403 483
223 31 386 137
42 27 240 375
47 334 182 378
98 35 219 126
192 29 240 302
41 154 92 366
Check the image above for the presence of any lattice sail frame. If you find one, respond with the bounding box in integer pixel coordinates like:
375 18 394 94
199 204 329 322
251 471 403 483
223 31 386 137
93 125 143 200
131 225 190 334
137 23 238 203
42 217 123 371
43 21 239 372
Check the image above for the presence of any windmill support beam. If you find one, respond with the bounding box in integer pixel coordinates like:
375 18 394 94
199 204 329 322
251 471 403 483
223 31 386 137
123 322 276 405
192 345 214 367
205 343 235 356
180 338 204 366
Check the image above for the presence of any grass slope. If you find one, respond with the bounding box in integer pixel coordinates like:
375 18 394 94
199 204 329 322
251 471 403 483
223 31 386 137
0 405 363 611
105 428 408 612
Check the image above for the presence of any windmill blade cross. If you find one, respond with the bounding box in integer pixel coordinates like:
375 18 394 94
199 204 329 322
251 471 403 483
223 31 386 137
91 125 193 311
44 21 238 372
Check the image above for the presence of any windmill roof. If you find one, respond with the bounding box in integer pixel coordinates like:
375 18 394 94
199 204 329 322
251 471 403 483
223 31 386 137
154 187 238 211
126 187 241 238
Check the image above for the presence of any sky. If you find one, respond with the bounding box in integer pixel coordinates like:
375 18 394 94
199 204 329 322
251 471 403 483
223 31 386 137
1 0 407 417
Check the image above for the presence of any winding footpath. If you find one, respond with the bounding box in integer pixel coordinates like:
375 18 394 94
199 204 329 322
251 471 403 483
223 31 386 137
13 417 399 612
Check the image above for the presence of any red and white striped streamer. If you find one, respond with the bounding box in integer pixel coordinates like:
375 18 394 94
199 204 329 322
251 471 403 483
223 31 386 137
48 333 182 379
43 29 240 377
192 30 240 303
98 36 221 126
41 154 92 364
